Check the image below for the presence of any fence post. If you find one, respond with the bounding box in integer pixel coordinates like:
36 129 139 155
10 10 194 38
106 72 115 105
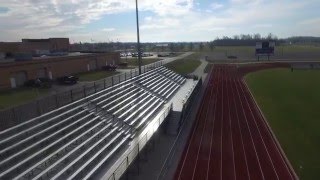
137 144 140 174
104 78 106 89
36 100 41 116
125 73 127 80
119 74 121 83
94 82 97 93
126 156 129 179
12 108 16 123
84 86 87 97
112 76 114 86
55 94 58 108
70 90 73 102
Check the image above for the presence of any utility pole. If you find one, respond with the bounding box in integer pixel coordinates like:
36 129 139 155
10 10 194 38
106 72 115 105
135 0 142 74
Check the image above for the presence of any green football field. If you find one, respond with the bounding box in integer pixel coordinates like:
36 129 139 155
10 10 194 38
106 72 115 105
245 68 320 180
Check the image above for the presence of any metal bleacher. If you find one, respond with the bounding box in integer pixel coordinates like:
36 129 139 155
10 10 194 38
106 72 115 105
0 66 186 180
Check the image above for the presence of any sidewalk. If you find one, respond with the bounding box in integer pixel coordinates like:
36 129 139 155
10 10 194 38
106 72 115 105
190 57 208 80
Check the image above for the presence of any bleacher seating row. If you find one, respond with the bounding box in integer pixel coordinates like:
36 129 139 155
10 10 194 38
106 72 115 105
0 66 186 180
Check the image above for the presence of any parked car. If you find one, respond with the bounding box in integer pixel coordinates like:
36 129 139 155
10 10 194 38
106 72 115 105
132 52 144 57
102 64 117 71
57 76 78 85
227 55 237 59
158 53 170 57
24 78 52 88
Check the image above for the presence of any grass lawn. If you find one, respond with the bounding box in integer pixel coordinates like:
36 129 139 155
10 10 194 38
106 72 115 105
213 46 253 53
77 71 119 81
202 45 320 60
279 45 320 53
211 45 320 54
0 88 49 110
164 53 202 75
245 68 320 180
121 58 162 67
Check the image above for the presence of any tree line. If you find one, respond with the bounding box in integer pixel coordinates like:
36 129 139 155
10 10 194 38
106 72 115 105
70 34 320 52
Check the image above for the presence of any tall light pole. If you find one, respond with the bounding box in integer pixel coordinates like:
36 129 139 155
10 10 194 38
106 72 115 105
135 0 142 75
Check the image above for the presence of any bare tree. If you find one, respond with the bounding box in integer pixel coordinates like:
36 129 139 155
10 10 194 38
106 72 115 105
189 42 194 51
254 33 262 40
199 42 204 51
169 43 175 52
179 43 185 51
209 41 215 51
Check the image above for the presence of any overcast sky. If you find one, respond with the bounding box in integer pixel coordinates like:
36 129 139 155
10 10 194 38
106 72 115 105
0 0 319 43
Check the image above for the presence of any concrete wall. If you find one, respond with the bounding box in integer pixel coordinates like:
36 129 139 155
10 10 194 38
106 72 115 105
0 52 120 89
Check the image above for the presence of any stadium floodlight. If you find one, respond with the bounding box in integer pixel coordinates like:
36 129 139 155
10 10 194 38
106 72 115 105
135 0 142 75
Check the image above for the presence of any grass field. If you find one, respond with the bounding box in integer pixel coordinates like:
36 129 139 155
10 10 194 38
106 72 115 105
0 88 49 110
203 45 320 53
77 71 119 81
245 68 320 180
203 45 320 62
165 53 202 75
279 45 320 53
121 58 162 67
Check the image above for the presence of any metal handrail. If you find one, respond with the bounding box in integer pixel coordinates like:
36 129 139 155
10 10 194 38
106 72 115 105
157 79 202 180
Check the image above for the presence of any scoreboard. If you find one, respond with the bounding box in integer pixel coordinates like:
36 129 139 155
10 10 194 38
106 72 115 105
255 41 275 55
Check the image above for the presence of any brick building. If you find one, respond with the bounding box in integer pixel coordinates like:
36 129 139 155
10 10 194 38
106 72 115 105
0 38 69 58
22 38 69 52
0 52 120 89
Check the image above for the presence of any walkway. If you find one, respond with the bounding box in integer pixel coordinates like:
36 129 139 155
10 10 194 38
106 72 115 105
190 57 208 80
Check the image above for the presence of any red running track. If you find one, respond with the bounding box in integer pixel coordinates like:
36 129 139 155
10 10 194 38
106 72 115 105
174 64 297 180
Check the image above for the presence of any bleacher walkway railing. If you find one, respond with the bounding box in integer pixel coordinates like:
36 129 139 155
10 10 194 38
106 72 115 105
178 78 202 131
105 103 172 180
157 78 202 180
0 61 163 131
